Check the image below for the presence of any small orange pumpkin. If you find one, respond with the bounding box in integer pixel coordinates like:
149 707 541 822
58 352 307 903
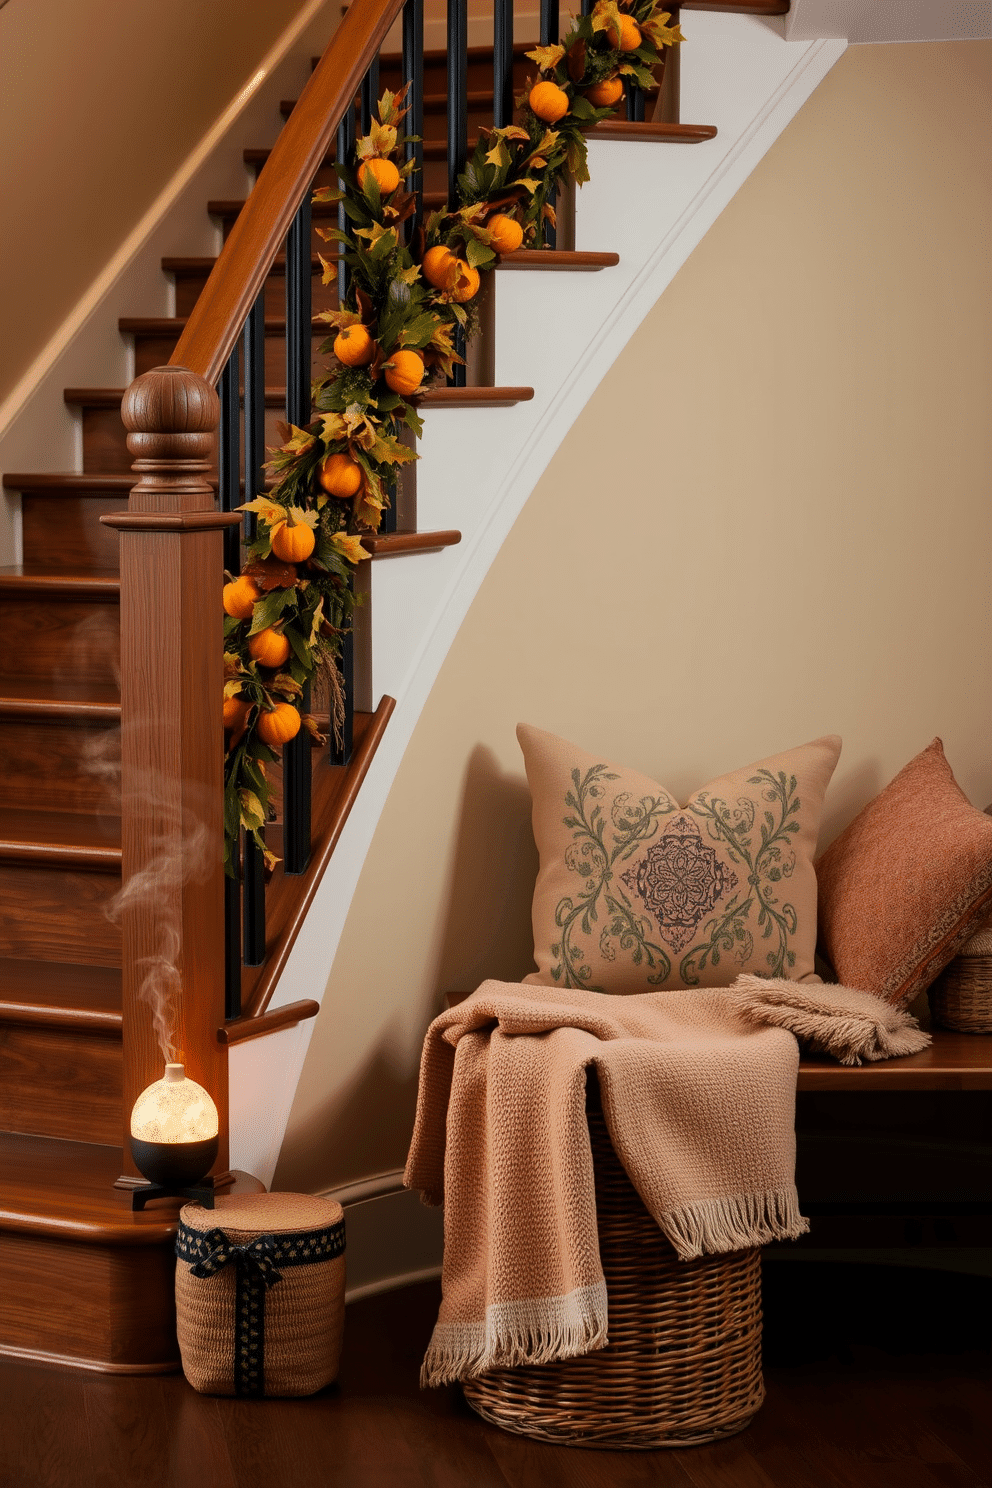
529 81 570 123
358 157 400 196
248 627 291 669
334 324 374 367
256 702 302 747
585 75 624 107
609 14 641 50
488 214 524 255
449 261 480 303
383 350 425 397
319 452 364 499
223 575 260 620
223 696 252 737
422 245 457 289
270 514 316 563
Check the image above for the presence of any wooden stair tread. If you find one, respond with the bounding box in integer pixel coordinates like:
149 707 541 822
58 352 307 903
281 89 498 119
3 472 135 495
0 1132 262 1243
0 677 120 720
0 566 120 599
0 961 121 1032
797 1029 992 1091
0 808 121 868
208 192 448 222
162 249 616 281
68 386 534 411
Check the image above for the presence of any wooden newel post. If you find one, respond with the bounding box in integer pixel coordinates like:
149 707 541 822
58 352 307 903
101 365 242 1183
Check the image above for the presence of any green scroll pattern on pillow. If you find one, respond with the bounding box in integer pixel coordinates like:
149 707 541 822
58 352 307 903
551 763 803 990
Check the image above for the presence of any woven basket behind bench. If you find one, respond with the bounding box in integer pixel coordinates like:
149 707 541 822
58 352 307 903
462 1107 764 1450
929 916 992 1034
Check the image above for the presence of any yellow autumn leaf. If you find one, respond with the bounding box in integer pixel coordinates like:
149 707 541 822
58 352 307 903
319 412 347 444
591 0 623 40
238 790 266 832
240 496 289 526
485 139 511 170
331 532 368 565
397 263 422 285
525 43 566 71
285 505 318 531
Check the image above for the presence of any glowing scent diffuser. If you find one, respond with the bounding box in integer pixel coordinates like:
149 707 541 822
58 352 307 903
130 1063 219 1211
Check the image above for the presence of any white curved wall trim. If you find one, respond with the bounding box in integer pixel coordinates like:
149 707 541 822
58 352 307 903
230 15 847 1187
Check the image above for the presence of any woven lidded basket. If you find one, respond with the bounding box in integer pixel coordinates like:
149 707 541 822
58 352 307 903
462 1107 764 1450
176 1191 345 1397
929 917 992 1034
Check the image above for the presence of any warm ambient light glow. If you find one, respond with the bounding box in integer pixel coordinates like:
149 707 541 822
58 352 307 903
130 1063 219 1144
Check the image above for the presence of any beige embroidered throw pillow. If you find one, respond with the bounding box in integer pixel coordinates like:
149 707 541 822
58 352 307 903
518 725 842 994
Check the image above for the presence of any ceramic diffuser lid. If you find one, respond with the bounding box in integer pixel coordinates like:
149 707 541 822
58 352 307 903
130 1062 219 1143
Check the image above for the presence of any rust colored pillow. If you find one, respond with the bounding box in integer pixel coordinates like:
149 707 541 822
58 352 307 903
517 724 842 994
816 739 992 1008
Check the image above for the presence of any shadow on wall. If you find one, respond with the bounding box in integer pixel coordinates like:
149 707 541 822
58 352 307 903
434 743 540 998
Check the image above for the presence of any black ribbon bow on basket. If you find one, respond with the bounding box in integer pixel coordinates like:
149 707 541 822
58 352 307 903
188 1229 284 1288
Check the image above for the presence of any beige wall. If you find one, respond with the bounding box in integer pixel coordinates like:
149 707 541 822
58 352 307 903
274 40 992 1193
0 0 318 401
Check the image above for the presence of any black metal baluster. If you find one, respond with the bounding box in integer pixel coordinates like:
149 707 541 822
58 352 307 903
337 109 356 306
402 0 424 239
493 0 514 129
625 79 645 123
447 0 468 385
331 594 355 767
539 0 559 247
217 346 241 574
361 56 380 134
381 476 398 535
224 871 241 1018
581 0 592 13
242 835 266 965
284 196 314 874
242 292 266 542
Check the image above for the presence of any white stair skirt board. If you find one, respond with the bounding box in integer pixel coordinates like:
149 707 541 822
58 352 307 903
230 12 848 1193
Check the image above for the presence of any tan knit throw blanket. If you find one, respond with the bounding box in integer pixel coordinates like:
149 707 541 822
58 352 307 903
404 980 810 1387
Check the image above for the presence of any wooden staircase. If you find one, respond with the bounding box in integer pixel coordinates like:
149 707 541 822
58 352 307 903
0 1 802 1371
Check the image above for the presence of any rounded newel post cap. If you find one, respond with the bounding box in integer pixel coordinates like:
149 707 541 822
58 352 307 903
122 365 219 437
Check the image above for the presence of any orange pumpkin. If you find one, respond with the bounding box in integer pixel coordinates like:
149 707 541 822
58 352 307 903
585 75 624 107
271 515 316 563
318 452 364 499
609 14 641 50
256 702 301 746
449 261 480 303
488 214 524 255
529 81 570 123
358 157 400 196
222 575 260 620
248 628 291 669
223 696 252 736
334 324 374 367
383 350 425 397
422 245 457 289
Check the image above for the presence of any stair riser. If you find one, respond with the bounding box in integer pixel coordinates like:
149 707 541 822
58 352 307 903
0 598 119 686
0 718 121 814
376 53 533 94
173 269 338 320
0 865 121 966
0 1232 178 1370
21 494 125 573
131 330 330 385
0 1025 121 1144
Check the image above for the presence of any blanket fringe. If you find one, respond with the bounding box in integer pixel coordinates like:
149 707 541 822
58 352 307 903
420 1281 609 1388
658 1186 809 1262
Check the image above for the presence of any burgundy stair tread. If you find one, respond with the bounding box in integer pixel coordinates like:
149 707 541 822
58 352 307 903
497 249 619 270
417 385 534 407
0 566 120 599
360 529 461 556
0 808 121 867
2 472 135 495
587 120 718 143
0 677 120 719
0 961 122 1031
0 1132 261 1243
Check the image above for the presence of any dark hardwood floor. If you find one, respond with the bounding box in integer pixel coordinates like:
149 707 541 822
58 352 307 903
0 1263 988 1488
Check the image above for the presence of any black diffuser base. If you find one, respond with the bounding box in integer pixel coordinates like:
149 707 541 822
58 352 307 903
129 1134 220 1211
131 1177 216 1212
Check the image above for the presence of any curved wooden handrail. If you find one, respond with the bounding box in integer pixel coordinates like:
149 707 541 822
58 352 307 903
171 0 406 386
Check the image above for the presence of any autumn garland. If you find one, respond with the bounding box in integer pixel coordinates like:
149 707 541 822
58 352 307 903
223 0 683 876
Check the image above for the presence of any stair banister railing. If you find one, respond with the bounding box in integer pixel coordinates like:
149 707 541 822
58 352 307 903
106 0 410 1179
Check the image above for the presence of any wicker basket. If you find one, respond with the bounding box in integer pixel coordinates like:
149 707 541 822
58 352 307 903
929 956 992 1033
462 1107 764 1450
175 1191 345 1397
